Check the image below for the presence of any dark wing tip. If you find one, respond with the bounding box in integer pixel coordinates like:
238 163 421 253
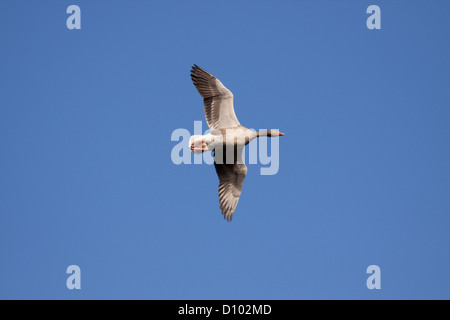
190 65 202 79
223 211 233 222
191 64 213 78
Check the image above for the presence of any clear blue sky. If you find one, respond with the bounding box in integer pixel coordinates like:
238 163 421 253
1 1 449 299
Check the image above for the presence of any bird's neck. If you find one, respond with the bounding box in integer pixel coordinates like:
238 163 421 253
256 130 270 137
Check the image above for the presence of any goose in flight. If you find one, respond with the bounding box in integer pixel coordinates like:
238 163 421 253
189 65 284 221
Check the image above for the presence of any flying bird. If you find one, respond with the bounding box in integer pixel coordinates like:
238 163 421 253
189 65 284 221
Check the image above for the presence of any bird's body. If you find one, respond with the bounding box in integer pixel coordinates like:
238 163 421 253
189 65 284 221
189 126 258 153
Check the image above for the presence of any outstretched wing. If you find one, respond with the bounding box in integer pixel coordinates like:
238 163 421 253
213 148 247 221
190 65 240 129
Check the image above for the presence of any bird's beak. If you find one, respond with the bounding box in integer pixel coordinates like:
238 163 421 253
279 132 285 136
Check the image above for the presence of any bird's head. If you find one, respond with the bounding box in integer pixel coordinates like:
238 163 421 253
266 129 285 137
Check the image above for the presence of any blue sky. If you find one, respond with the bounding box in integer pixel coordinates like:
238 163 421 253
0 1 449 299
